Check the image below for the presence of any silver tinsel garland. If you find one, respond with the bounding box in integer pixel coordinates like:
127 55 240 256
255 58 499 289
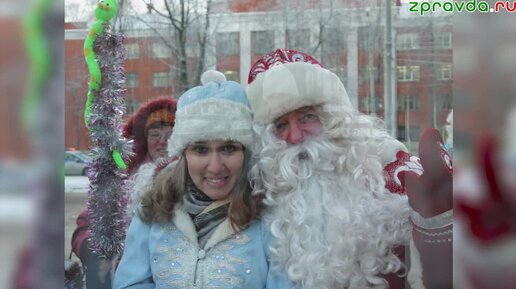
86 25 133 259
65 259 84 289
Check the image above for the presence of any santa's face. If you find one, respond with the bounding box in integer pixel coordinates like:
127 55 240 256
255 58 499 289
273 106 322 145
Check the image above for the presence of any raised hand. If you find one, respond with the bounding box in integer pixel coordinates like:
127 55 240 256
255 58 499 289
398 129 453 289
399 128 453 218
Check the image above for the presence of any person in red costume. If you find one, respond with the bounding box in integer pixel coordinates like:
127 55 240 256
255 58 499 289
400 129 453 289
70 97 177 289
247 49 452 289
455 107 516 289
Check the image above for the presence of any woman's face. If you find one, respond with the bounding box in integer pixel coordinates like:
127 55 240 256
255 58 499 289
147 125 172 162
184 140 245 200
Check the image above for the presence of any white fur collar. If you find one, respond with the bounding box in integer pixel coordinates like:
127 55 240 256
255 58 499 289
172 205 238 250
172 208 199 246
204 218 236 250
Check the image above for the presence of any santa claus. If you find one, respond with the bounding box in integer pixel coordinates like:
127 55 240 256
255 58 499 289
247 49 452 289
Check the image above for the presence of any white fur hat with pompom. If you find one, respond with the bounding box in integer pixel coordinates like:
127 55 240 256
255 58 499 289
167 70 253 157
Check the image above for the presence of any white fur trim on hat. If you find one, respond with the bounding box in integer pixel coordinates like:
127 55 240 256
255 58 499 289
247 62 351 124
168 98 253 157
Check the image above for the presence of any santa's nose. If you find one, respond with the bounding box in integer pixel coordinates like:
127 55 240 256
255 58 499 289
286 124 305 145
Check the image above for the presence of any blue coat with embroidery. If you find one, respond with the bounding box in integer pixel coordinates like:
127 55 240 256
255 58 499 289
113 207 293 289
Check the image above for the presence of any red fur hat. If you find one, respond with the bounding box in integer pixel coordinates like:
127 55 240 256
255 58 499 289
123 97 177 175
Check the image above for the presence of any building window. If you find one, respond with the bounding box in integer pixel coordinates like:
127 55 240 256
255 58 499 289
126 73 139 88
397 65 420 82
251 31 274 55
125 43 140 59
360 96 382 113
396 33 420 50
286 29 311 53
216 32 239 56
398 95 420 111
126 97 140 115
223 70 239 82
435 31 452 49
152 72 172 88
437 63 452 80
397 126 420 142
152 41 171 59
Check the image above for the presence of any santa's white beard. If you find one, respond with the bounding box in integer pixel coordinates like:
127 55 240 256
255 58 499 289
256 135 412 289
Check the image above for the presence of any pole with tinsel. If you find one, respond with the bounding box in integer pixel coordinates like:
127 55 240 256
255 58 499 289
83 0 132 260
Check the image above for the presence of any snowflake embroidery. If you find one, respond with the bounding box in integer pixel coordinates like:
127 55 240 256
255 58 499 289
383 150 423 194
248 49 322 83
292 53 305 62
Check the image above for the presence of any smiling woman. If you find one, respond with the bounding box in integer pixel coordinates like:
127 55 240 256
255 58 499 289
113 70 293 289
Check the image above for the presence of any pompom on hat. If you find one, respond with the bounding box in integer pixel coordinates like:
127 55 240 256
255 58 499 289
247 48 352 124
167 70 253 157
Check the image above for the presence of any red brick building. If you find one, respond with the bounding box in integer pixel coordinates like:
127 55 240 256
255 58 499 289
65 0 452 151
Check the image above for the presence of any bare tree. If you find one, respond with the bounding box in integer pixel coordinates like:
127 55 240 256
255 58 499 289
133 0 214 93
278 0 353 56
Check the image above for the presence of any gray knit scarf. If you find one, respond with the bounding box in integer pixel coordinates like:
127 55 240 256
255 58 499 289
182 184 229 248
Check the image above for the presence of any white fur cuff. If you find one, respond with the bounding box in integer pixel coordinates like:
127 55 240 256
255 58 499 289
411 209 453 230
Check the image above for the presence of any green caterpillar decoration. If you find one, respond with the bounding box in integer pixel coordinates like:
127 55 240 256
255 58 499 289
84 0 126 170
21 0 51 131
84 0 118 127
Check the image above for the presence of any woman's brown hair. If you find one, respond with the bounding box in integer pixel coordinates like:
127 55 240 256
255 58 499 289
139 148 261 230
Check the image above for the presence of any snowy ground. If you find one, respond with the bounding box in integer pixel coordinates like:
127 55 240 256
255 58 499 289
65 176 89 261
65 176 90 194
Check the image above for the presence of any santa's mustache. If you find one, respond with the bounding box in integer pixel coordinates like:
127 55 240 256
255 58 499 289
276 137 340 169
258 136 342 193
